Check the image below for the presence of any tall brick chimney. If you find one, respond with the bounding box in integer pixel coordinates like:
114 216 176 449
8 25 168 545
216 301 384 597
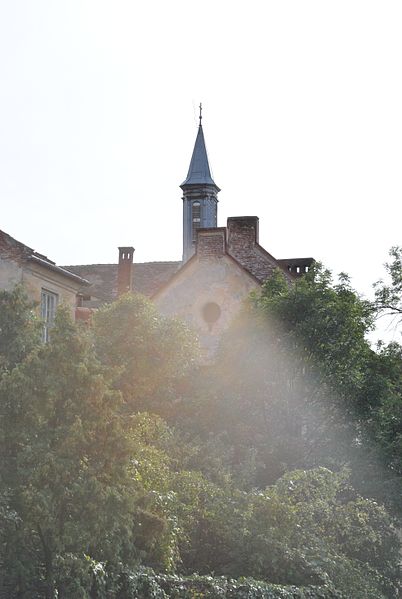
117 246 134 296
227 216 259 260
227 216 286 282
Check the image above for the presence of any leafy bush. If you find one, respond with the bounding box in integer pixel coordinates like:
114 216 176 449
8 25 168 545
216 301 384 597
95 568 343 599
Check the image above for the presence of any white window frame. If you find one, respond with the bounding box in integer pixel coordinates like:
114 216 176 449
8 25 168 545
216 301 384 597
41 289 58 342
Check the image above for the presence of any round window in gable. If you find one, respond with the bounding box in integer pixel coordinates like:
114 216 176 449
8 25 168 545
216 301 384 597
202 302 221 326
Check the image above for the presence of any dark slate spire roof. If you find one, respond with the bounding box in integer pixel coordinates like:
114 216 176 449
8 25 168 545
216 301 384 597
180 124 220 190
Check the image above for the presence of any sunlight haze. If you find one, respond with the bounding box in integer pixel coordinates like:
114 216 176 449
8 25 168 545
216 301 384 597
0 1 401 340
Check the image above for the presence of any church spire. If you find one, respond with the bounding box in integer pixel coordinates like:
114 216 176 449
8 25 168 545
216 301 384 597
181 108 220 189
181 108 220 262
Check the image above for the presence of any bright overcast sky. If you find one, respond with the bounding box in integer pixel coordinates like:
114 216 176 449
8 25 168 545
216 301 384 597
1 1 401 334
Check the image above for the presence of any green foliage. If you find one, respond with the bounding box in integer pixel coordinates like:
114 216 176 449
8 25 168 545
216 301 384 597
271 469 400 598
0 306 138 596
352 340 402 512
1 282 401 598
372 342 402 470
256 266 374 400
0 285 41 374
181 467 400 598
203 266 402 502
180 265 401 596
92 293 199 417
113 569 343 598
374 246 402 319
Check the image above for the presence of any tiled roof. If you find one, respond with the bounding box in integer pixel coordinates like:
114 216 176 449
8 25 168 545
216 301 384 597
64 261 181 302
0 230 89 286
64 254 315 305
0 229 33 261
134 261 181 296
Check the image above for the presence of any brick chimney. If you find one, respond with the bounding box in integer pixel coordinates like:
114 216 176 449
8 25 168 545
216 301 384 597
227 216 259 259
117 246 134 296
196 228 226 259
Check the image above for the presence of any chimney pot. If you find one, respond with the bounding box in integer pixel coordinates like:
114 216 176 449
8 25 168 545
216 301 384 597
117 246 135 296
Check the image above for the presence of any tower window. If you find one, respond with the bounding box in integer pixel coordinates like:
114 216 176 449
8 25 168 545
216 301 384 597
192 202 202 242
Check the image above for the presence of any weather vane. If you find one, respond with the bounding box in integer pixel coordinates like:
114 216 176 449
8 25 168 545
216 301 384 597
199 102 202 125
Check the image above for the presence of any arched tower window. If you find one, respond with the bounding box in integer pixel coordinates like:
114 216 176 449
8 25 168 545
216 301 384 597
192 202 202 242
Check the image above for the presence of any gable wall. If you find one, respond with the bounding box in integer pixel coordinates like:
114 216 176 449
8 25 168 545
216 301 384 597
154 254 259 357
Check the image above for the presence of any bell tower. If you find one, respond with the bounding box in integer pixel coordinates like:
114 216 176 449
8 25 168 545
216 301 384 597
180 105 220 262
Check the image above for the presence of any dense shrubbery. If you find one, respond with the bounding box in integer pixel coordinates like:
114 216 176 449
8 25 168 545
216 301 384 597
0 268 401 598
99 569 344 598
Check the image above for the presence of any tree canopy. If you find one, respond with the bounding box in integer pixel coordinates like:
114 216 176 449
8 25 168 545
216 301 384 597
374 246 402 321
0 257 401 599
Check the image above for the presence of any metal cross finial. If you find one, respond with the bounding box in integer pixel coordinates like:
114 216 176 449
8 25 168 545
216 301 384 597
199 102 202 125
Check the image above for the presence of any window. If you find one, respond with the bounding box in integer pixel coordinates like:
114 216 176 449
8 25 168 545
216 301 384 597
202 302 221 328
41 289 58 342
192 202 202 242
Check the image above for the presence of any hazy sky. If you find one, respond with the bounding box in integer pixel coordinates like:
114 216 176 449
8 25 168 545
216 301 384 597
1 1 401 338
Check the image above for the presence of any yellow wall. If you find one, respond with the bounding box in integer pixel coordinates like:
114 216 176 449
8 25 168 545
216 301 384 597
0 257 79 318
22 264 79 317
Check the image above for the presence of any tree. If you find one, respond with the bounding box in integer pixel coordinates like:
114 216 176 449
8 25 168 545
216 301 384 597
1 283 401 597
92 293 198 419
267 468 401 598
0 285 41 375
374 246 402 323
254 266 375 406
193 264 402 519
0 307 139 597
0 294 205 596
192 266 374 486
